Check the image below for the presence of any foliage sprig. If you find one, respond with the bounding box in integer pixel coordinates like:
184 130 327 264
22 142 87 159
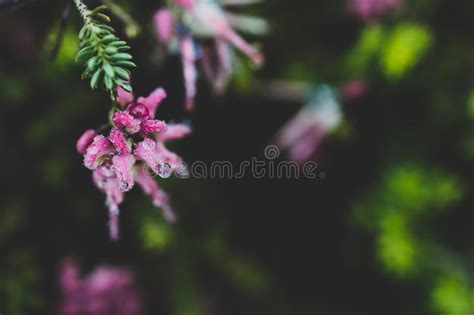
73 0 136 99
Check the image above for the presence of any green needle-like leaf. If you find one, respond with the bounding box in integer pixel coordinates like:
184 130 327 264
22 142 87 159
74 1 135 98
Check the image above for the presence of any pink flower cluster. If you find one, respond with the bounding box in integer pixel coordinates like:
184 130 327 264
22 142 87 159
58 258 142 315
154 0 268 110
77 86 191 240
347 0 404 21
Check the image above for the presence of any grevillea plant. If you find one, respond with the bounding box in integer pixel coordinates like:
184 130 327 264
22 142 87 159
154 0 268 110
72 0 190 240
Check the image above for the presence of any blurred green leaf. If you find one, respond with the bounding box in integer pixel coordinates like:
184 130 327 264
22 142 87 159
431 273 474 315
380 23 433 79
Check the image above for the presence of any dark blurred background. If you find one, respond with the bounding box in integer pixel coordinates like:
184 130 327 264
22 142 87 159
0 0 473 314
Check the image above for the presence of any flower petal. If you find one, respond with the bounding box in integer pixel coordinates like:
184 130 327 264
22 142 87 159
112 111 141 134
111 154 136 192
58 258 81 293
140 119 168 136
156 123 192 142
127 103 150 121
76 129 97 154
134 139 166 176
179 36 198 111
109 128 131 155
154 9 175 44
93 170 125 240
175 0 194 10
136 168 177 223
137 88 167 119
84 135 114 170
155 142 183 171
215 21 263 65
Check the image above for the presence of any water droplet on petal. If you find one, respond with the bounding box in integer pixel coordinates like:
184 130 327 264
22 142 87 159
142 139 156 150
88 147 99 154
157 162 172 178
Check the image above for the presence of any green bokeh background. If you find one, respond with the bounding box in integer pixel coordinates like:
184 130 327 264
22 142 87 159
0 0 473 314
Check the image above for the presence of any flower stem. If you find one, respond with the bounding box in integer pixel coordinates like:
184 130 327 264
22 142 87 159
73 0 92 26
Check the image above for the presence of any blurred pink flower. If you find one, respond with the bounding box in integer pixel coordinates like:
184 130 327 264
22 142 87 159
154 9 175 43
175 0 194 10
275 85 342 163
179 34 199 110
58 258 142 315
341 79 368 101
347 0 404 21
78 85 190 240
154 0 268 110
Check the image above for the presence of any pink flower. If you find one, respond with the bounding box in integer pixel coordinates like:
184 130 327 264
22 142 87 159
153 0 267 109
134 138 165 176
59 258 81 294
127 103 150 121
201 39 232 94
93 169 124 240
341 79 368 101
136 88 167 118
155 123 192 171
58 258 142 315
112 111 141 134
156 123 192 142
76 129 97 154
109 128 131 155
347 0 404 21
179 35 198 110
83 135 115 170
175 0 194 9
156 142 183 171
112 154 136 192
275 85 342 163
140 119 168 136
78 86 188 240
154 9 175 43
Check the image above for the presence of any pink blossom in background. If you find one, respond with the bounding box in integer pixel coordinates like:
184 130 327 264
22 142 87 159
201 39 233 94
179 35 199 110
77 85 190 240
274 85 343 163
153 0 268 110
175 0 194 10
154 9 175 43
341 79 368 101
347 0 404 21
58 258 142 315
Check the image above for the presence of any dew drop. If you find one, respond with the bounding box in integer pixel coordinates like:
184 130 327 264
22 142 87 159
157 162 172 178
88 147 99 155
